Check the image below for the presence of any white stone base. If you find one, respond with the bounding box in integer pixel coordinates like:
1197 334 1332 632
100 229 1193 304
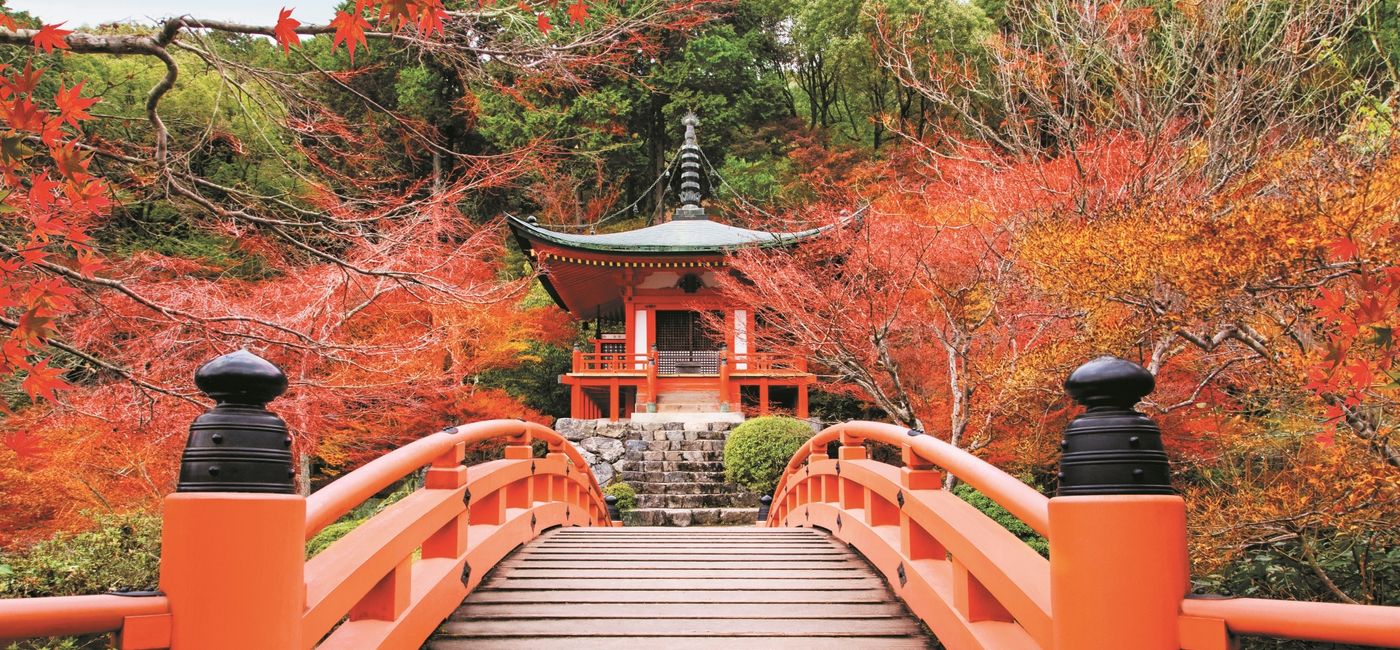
628 411 744 425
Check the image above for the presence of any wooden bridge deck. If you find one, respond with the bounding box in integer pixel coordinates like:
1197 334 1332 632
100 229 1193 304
428 527 932 649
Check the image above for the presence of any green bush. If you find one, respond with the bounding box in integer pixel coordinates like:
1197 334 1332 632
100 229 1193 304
953 483 1049 557
306 478 418 558
723 416 813 495
604 482 637 512
0 512 161 599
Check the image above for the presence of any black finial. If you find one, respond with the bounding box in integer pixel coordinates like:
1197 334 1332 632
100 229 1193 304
674 111 706 221
605 494 621 522
1057 356 1172 496
1064 355 1154 409
757 494 773 522
194 349 288 406
178 350 295 493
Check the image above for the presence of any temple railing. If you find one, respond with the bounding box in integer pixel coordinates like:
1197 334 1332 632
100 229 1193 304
0 352 615 650
569 349 809 376
765 357 1400 649
728 352 808 374
571 350 650 374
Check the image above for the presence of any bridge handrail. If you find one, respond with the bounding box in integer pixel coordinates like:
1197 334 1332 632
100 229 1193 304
0 594 169 641
0 419 613 649
1181 597 1400 648
767 357 1400 649
305 420 595 538
774 420 1049 535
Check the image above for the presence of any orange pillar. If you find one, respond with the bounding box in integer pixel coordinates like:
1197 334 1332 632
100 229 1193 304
758 380 770 415
796 383 809 419
646 346 658 412
1050 495 1187 649
161 350 305 649
161 494 305 649
719 346 732 412
608 378 620 422
1051 356 1187 650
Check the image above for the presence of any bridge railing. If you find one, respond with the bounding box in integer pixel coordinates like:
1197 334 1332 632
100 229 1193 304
766 356 1400 650
0 351 615 650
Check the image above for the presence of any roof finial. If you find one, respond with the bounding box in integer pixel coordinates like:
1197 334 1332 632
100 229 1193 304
674 111 706 221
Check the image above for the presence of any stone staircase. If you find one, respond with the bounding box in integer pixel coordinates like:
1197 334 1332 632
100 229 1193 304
653 389 726 413
619 422 759 526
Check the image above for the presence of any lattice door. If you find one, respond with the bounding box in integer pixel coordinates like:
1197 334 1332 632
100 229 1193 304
655 311 721 374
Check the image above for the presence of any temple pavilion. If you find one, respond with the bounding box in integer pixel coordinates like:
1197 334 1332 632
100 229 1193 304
508 113 827 423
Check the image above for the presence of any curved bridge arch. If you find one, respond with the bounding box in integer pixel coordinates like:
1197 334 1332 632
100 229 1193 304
766 420 1400 649
0 419 616 650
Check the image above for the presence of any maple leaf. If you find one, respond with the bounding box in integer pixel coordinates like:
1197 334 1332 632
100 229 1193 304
1327 237 1360 262
54 83 97 129
9 63 45 95
50 141 91 181
417 0 448 37
1346 359 1373 388
1312 288 1345 321
20 357 68 403
537 12 552 34
3 430 47 462
274 8 302 54
4 97 45 131
330 10 371 63
567 0 588 25
379 0 413 28
31 23 71 54
0 13 16 32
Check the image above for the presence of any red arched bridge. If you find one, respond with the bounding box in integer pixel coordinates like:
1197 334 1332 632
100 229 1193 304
1 352 1398 649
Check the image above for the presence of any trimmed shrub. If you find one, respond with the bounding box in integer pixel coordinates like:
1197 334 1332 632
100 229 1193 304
0 512 161 598
604 482 637 512
953 483 1049 557
723 416 813 495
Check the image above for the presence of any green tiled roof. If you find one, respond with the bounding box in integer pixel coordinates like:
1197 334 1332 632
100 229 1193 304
507 215 834 254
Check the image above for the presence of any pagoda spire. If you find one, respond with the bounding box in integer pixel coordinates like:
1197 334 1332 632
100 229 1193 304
674 111 706 221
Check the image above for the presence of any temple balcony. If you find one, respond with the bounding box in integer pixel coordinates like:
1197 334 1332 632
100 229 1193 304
568 350 809 377
563 350 814 421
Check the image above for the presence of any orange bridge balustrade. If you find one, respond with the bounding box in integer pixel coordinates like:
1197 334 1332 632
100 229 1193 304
766 356 1400 650
0 350 616 650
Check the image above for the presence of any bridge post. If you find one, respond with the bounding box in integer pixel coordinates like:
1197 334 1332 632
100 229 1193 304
160 350 305 650
900 441 946 562
1049 356 1188 650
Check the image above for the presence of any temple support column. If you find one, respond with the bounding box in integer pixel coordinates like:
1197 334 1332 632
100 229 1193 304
608 378 620 422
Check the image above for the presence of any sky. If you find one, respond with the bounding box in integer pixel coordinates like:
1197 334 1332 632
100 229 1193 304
7 1 341 27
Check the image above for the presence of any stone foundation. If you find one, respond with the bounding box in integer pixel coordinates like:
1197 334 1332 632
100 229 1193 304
553 418 760 526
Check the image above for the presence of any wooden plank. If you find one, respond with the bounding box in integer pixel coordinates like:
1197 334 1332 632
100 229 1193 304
499 560 862 570
482 577 885 590
428 527 931 649
450 602 909 619
462 589 895 604
522 546 841 554
429 636 930 649
437 617 924 636
498 568 870 579
511 553 851 562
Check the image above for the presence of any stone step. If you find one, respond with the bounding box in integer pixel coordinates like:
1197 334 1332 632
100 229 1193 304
636 493 758 509
627 460 725 473
626 481 745 496
625 441 725 458
655 404 726 413
633 450 724 463
621 508 759 527
657 390 722 401
620 470 727 484
643 429 732 443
